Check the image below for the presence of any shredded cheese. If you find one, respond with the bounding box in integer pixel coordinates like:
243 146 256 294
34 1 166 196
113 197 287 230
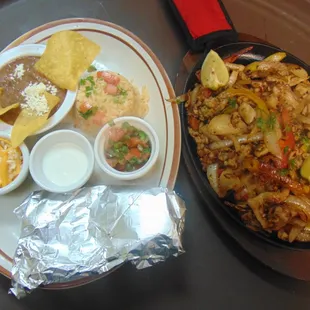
9 64 25 80
46 83 58 96
14 64 25 79
0 139 22 188
21 82 49 115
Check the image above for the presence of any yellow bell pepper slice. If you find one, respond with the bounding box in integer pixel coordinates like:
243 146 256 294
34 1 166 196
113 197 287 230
226 88 269 115
301 157 310 182
245 52 287 72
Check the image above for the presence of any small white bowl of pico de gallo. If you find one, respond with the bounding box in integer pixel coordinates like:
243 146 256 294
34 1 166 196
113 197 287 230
94 116 159 181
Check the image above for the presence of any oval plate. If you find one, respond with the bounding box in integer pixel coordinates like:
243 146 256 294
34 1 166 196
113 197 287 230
0 18 181 288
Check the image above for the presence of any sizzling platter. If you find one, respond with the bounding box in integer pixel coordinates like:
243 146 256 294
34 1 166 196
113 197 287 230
179 42 310 248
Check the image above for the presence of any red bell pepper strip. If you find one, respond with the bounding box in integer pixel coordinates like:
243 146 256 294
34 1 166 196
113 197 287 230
223 46 254 63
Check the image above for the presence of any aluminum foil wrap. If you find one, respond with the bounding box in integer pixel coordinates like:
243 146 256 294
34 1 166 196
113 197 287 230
10 186 186 298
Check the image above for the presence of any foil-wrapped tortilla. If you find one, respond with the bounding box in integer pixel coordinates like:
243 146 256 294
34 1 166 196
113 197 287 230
9 186 186 298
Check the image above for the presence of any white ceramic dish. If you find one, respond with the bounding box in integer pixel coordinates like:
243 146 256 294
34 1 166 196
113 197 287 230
0 18 181 288
29 130 94 193
0 132 29 196
0 44 77 135
94 116 159 180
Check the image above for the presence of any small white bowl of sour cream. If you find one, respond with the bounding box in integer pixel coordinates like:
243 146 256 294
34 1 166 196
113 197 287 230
29 130 94 193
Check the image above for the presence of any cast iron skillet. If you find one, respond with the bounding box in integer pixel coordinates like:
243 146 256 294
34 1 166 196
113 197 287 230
180 42 310 250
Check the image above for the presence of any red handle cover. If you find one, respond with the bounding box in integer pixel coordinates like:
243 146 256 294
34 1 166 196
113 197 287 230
173 0 232 39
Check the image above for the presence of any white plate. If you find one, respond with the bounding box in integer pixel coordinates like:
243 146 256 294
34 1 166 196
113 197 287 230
0 18 181 288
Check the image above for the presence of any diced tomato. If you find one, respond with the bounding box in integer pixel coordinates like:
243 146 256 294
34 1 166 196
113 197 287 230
217 168 224 177
279 153 289 169
105 84 118 95
115 163 126 171
97 71 120 85
127 137 147 148
195 70 201 82
79 102 92 113
141 152 150 161
124 148 141 161
92 111 105 126
281 108 290 126
106 158 118 168
202 88 212 98
109 127 125 142
279 131 295 151
188 116 200 131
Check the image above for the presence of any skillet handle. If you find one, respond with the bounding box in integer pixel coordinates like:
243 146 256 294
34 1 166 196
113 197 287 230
168 0 238 53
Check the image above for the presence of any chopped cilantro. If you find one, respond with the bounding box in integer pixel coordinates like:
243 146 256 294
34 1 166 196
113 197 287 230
129 156 139 165
122 122 131 129
120 89 127 96
285 125 291 133
86 76 95 86
283 146 290 154
256 113 277 132
289 159 296 169
228 97 237 108
108 120 115 127
79 107 98 120
116 85 127 97
120 145 129 154
113 97 121 103
80 76 96 97
302 136 310 144
301 136 310 152
138 130 147 141
279 169 289 176
85 86 93 97
87 65 97 72
266 113 277 130
142 147 151 154
256 117 265 131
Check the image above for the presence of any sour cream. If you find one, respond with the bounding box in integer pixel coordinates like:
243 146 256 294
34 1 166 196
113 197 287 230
42 143 88 187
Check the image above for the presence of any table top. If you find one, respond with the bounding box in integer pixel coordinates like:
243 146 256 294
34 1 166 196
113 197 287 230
1 0 310 309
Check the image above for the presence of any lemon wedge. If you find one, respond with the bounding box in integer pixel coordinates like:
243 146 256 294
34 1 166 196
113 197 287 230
201 50 229 90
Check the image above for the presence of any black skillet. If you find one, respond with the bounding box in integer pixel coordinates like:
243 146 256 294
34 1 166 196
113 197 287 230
179 42 310 279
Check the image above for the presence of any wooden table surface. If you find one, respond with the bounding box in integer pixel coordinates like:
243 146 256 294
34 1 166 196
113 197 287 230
0 1 310 309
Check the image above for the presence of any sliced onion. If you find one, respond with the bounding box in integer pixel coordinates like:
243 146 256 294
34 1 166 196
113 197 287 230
227 71 239 87
209 132 263 150
297 115 310 125
229 135 240 151
209 140 233 150
288 225 304 243
207 164 219 194
264 131 282 159
190 85 201 104
285 195 310 219
225 63 245 71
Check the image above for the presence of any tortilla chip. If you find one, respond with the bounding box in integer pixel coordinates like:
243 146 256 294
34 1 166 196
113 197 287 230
11 92 59 147
0 103 20 116
35 31 101 91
